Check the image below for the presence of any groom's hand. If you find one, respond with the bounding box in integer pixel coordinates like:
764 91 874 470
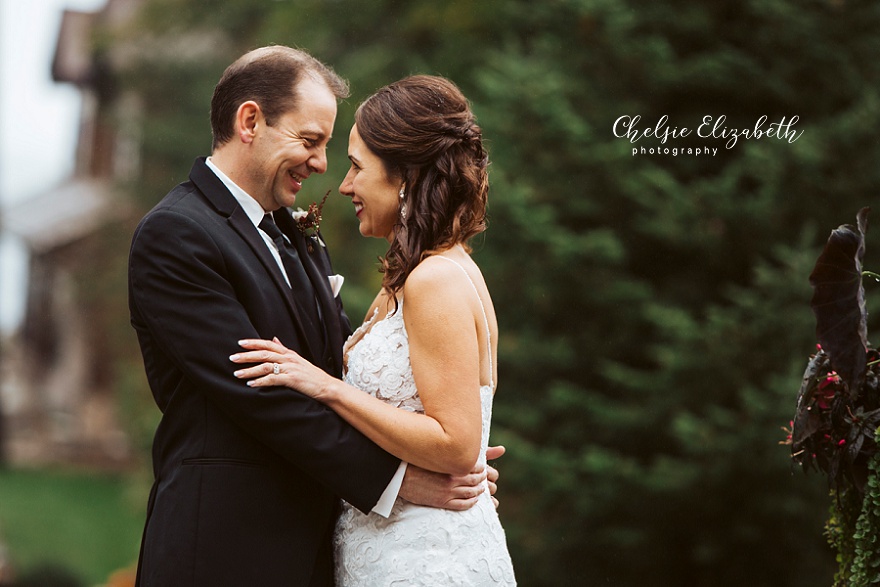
399 445 505 511
399 465 485 511
485 445 505 508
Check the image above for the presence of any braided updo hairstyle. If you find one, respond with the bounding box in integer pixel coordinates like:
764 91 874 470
355 75 489 300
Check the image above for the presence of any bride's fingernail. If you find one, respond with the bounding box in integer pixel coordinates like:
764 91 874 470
233 370 242 377
246 381 255 387
229 354 239 361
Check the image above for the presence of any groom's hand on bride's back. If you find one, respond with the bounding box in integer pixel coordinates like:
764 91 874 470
485 445 504 509
399 445 505 511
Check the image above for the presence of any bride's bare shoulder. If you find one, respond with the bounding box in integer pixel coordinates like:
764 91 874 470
406 253 456 285
403 253 474 311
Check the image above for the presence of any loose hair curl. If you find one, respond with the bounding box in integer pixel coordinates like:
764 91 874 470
355 75 489 300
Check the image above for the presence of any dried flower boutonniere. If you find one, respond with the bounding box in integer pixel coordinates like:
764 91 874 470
292 190 329 251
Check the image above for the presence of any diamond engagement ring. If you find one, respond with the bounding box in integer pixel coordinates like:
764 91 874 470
273 363 280 375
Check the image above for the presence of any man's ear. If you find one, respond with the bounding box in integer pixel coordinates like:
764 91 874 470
235 101 261 144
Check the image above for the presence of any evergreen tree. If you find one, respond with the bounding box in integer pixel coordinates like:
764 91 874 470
100 0 880 584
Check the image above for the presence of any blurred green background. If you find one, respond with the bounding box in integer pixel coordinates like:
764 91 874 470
7 0 880 585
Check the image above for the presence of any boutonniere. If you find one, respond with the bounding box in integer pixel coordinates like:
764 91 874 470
292 191 329 251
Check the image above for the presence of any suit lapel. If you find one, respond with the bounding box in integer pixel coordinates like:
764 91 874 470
188 158 320 362
275 210 345 374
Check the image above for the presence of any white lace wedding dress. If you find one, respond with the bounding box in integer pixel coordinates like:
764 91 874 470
334 257 516 586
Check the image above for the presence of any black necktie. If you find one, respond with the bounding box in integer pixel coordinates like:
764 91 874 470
259 214 322 338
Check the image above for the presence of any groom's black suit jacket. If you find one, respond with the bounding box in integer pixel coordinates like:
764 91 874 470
129 158 400 587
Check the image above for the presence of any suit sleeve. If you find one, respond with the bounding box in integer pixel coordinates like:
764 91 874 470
129 208 400 513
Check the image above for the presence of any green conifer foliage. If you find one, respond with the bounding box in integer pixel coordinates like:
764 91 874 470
104 0 880 584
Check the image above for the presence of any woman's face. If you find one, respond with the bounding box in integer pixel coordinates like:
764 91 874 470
339 124 402 242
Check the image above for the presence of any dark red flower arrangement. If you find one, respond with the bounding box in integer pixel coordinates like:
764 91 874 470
786 207 880 491
784 207 880 585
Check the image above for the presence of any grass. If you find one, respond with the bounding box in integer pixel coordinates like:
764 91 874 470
0 466 146 586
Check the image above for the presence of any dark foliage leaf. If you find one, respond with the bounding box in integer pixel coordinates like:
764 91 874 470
792 350 827 446
809 208 870 397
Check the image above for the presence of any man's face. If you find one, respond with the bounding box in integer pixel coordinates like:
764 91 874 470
249 77 337 211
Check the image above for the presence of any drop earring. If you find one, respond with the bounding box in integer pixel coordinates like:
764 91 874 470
399 185 407 221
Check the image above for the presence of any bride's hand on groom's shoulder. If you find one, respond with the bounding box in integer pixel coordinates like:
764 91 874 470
400 445 506 511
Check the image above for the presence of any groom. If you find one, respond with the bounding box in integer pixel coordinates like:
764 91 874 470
129 46 499 587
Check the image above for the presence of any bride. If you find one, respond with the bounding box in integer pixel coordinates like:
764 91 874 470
232 75 516 586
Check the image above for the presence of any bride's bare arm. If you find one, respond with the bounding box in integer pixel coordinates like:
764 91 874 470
231 260 483 475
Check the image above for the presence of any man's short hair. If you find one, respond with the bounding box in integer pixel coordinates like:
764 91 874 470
210 46 349 150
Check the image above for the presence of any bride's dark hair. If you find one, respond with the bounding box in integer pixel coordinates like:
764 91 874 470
354 75 489 300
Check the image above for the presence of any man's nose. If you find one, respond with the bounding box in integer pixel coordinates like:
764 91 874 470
310 149 328 174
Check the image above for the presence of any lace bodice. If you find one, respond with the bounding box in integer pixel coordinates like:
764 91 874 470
343 300 494 469
343 301 426 413
334 257 515 586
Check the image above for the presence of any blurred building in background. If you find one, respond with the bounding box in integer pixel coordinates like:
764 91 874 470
0 0 142 470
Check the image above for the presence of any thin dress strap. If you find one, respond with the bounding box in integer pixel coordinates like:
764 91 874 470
434 255 494 390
